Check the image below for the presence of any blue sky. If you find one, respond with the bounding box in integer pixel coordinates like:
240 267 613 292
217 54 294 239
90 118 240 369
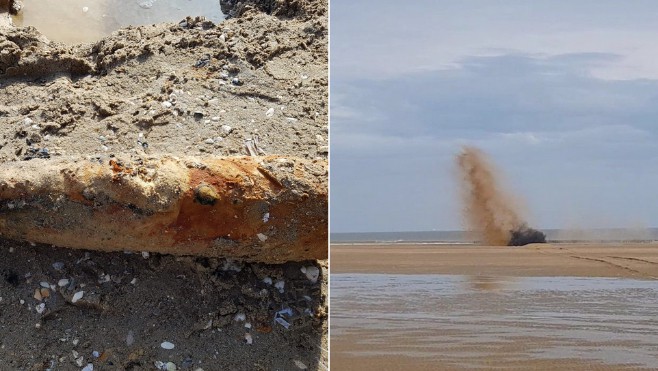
331 0 658 232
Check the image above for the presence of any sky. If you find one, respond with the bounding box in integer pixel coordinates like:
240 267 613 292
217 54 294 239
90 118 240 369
330 0 658 233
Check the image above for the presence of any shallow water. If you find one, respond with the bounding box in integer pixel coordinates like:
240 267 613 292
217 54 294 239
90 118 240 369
10 0 224 44
332 274 658 368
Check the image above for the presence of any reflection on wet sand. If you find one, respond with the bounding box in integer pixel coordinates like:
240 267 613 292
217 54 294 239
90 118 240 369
10 0 223 44
465 275 516 291
331 273 658 370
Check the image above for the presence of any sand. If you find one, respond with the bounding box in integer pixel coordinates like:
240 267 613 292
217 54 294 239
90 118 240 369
0 0 328 369
331 243 658 278
330 243 658 370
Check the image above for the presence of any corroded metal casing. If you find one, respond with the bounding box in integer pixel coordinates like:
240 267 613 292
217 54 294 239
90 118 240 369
0 155 327 263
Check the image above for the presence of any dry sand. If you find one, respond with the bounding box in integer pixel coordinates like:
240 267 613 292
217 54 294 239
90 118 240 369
331 243 658 370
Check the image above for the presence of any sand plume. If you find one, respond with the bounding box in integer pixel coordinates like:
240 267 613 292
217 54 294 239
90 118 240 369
456 146 545 246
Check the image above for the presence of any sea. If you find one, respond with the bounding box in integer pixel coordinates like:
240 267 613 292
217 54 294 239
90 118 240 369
331 228 658 244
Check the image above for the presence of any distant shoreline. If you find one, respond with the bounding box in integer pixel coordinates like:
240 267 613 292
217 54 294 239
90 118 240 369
331 228 658 244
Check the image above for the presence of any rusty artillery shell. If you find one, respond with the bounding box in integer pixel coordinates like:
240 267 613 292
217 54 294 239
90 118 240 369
0 155 327 263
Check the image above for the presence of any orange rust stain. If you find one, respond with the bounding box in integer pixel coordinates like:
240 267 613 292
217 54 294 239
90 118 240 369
256 325 272 334
109 159 135 175
164 159 294 244
167 164 258 243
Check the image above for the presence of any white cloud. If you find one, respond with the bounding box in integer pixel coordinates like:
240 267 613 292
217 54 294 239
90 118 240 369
332 0 658 80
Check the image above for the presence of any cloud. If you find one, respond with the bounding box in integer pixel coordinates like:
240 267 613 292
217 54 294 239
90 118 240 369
331 53 658 232
331 0 658 80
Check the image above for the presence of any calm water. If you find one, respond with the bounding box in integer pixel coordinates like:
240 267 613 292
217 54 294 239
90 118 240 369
10 0 224 44
332 274 658 368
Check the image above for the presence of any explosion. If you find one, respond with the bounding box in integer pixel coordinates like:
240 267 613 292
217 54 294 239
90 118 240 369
456 146 546 246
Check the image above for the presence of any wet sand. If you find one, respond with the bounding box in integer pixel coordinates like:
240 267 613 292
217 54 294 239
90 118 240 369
331 243 658 278
10 0 223 44
330 243 658 370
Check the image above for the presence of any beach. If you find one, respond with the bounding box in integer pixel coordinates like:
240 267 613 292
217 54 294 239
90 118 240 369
331 243 658 278
331 243 658 370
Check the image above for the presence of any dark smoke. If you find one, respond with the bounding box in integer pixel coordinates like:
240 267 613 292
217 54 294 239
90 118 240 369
456 146 546 246
508 224 546 246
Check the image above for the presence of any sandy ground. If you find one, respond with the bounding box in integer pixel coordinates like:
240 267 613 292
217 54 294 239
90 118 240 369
331 243 658 370
0 0 328 369
331 243 658 278
331 339 652 371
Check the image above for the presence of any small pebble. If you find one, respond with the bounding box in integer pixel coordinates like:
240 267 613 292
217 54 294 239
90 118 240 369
234 313 246 322
126 330 135 346
72 291 84 303
301 266 320 283
265 108 274 117
256 233 268 242
204 138 215 144
52 262 64 270
244 333 253 345
92 350 99 358
220 125 232 135
274 280 285 293
244 322 252 329
35 303 46 314
162 101 172 109
293 360 308 370
166 362 177 371
160 341 175 350
82 7 89 13
262 213 270 223
141 251 150 259
262 277 272 285
58 279 70 287
40 281 50 288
